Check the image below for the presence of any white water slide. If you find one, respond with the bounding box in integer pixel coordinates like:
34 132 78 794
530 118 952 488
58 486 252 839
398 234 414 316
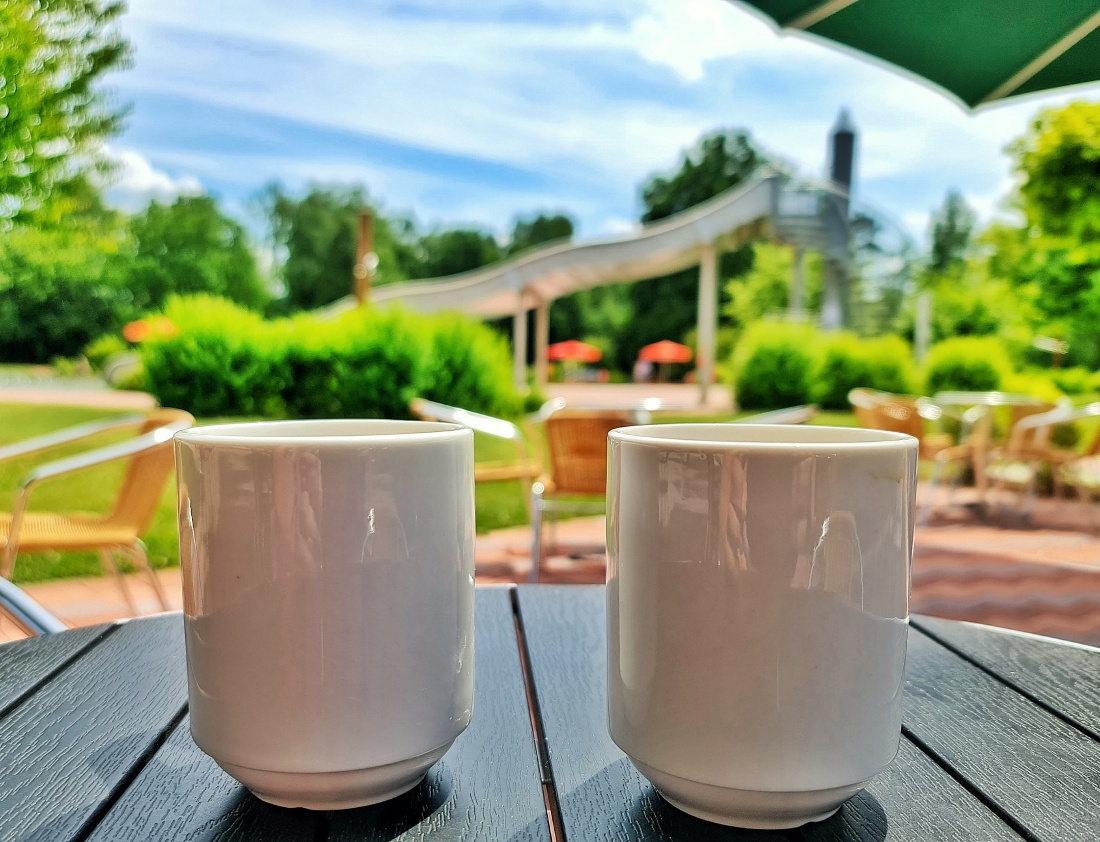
329 171 832 402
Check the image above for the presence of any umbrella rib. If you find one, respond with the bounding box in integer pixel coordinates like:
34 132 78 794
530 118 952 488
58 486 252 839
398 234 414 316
787 0 860 30
980 7 1100 104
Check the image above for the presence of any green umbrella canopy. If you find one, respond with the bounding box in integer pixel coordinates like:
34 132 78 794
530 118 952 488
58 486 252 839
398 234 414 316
733 1 1100 108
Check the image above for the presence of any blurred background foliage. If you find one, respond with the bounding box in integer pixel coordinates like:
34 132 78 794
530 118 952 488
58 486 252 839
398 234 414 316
3 2 1100 415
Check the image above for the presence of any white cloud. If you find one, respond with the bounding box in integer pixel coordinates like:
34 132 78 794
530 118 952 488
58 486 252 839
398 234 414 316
113 1 1100 244
104 147 203 209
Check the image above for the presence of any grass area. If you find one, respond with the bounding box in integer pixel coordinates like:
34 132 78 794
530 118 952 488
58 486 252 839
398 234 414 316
0 404 863 584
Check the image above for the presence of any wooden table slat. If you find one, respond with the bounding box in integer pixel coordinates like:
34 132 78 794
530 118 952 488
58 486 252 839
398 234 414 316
904 627 1100 840
85 716 322 842
327 587 551 842
0 614 188 842
517 586 1033 842
798 740 1023 842
0 623 113 717
912 614 1100 740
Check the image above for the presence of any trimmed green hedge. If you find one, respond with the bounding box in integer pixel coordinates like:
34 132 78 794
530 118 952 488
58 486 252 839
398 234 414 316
733 322 818 409
140 295 521 418
733 324 915 410
923 336 1013 394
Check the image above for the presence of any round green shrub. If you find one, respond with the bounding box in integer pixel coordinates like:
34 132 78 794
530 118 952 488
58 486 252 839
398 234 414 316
733 322 817 409
84 335 129 371
864 335 915 395
923 337 1013 395
1050 366 1093 395
813 333 875 409
422 315 520 417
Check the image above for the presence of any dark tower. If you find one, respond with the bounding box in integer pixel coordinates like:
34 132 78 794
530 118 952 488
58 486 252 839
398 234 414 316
821 109 857 330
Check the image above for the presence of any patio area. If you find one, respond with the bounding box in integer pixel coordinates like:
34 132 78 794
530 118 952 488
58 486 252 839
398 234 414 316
7 483 1100 647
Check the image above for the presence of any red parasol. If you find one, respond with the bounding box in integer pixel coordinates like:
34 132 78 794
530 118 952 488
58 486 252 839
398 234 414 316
638 340 693 364
547 340 602 363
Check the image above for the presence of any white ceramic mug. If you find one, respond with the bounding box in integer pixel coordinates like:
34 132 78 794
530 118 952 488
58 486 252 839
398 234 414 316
607 424 917 829
174 420 475 810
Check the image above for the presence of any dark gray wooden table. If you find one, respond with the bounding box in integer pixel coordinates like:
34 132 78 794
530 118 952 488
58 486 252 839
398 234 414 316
2 585 1099 841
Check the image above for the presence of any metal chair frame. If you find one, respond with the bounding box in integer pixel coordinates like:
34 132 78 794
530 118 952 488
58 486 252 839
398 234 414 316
0 410 194 614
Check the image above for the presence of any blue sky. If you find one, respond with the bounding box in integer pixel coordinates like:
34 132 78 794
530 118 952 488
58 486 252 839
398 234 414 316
106 0 1100 246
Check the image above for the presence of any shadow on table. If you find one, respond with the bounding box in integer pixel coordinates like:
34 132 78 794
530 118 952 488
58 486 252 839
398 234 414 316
327 765 454 840
619 765 889 842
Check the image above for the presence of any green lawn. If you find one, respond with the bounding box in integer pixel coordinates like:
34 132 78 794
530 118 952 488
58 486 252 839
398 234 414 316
0 405 860 584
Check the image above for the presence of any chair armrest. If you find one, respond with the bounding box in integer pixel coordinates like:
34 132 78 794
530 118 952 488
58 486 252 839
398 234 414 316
735 405 818 425
19 420 189 492
0 578 66 635
0 414 146 464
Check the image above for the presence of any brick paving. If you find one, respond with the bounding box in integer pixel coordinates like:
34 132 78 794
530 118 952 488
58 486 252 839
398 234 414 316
0 385 156 410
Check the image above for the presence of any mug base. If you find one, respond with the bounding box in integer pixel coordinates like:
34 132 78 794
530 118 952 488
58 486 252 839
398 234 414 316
217 740 456 811
631 757 867 829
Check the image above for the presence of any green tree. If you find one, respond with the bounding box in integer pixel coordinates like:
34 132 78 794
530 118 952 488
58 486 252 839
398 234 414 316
640 130 761 223
724 242 821 331
1004 101 1100 366
409 228 501 278
0 225 134 362
258 184 415 311
0 0 130 225
928 190 975 275
507 213 573 257
1012 102 1100 242
115 195 268 312
615 130 763 370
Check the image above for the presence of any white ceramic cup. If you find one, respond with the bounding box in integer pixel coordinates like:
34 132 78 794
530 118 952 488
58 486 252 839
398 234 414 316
607 424 917 829
174 419 475 810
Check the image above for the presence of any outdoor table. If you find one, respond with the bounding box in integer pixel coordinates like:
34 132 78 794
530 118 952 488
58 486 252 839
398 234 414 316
2 585 1099 840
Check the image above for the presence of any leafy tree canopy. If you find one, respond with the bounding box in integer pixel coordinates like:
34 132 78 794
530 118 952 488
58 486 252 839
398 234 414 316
0 0 130 225
408 228 501 279
614 129 763 368
928 190 975 276
724 242 821 332
258 184 416 311
116 195 269 312
1003 101 1100 366
640 130 762 223
507 213 573 257
1011 101 1100 242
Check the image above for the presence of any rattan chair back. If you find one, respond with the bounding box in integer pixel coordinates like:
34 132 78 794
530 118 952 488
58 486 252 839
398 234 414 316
543 410 633 496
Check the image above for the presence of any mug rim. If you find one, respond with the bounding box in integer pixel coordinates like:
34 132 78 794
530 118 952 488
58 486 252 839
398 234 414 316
609 423 917 451
174 418 470 446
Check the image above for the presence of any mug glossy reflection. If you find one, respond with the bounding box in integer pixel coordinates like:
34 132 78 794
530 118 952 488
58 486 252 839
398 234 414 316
607 424 917 829
175 419 475 810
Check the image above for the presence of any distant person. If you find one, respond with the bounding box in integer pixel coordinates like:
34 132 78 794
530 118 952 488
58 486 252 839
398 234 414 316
633 359 653 383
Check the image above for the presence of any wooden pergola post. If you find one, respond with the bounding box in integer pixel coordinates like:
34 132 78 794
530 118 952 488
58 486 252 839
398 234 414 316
696 242 718 407
513 301 528 393
353 210 375 305
534 302 550 389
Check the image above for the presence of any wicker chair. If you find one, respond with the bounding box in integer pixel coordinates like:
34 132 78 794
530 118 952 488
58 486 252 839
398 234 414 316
982 401 1100 518
529 409 634 583
0 408 194 614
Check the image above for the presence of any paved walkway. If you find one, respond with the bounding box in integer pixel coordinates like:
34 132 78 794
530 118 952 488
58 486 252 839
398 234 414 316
0 384 156 409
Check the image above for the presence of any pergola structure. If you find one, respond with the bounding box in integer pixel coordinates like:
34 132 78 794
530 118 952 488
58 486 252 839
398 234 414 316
323 114 859 406
349 175 782 404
